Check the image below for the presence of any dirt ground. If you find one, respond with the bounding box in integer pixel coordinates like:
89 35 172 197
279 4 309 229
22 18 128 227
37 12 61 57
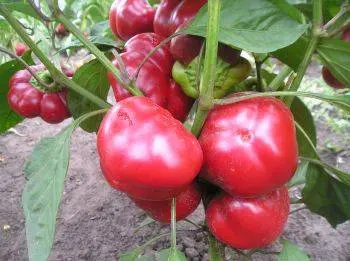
1 72 350 260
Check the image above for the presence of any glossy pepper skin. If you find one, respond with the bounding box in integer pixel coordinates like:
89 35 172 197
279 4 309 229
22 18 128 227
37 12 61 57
206 186 290 249
322 26 350 89
108 33 192 121
199 97 298 197
154 0 240 65
15 43 29 56
97 97 203 201
109 0 155 41
8 65 70 124
131 183 202 223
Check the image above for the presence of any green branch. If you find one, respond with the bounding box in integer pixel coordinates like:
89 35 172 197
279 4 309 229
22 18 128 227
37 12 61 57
191 0 221 136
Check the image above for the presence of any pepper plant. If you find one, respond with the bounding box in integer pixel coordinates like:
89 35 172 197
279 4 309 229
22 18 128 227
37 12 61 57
0 0 350 261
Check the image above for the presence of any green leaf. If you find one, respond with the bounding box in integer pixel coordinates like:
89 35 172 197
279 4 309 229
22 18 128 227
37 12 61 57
302 164 350 227
291 97 317 154
272 36 309 71
156 248 187 261
119 248 142 261
300 157 350 187
2 1 42 20
184 0 308 53
208 234 224 261
278 239 309 261
0 51 34 134
68 59 110 132
317 38 350 86
59 35 122 52
288 161 309 187
22 109 107 261
288 0 340 22
23 126 74 261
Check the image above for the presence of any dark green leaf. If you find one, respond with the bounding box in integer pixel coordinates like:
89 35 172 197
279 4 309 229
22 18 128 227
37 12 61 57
317 38 350 86
0 51 34 134
156 248 187 261
302 164 350 227
300 157 350 187
183 0 308 53
272 36 309 71
288 161 309 187
278 239 309 261
23 125 74 261
68 59 110 132
291 97 317 148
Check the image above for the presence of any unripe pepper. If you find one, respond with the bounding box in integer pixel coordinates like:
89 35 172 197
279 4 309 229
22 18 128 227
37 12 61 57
97 96 203 201
109 0 155 41
108 33 192 121
206 186 290 249
172 56 251 99
8 65 70 124
131 183 202 223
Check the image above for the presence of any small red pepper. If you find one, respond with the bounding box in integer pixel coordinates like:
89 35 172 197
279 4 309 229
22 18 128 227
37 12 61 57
154 0 241 65
109 0 155 41
8 65 70 124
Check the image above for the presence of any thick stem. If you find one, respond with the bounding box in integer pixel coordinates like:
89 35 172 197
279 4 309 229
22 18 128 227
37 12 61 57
53 11 143 97
284 0 322 106
191 0 221 136
269 66 292 91
0 4 110 109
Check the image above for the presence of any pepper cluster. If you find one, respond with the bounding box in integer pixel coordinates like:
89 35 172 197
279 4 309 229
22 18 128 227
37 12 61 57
99 0 300 250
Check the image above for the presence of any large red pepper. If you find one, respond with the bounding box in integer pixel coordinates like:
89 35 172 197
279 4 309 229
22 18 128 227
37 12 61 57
109 0 155 41
8 65 70 124
199 96 298 197
154 0 241 65
206 186 290 249
108 33 192 121
97 96 203 201
131 183 202 223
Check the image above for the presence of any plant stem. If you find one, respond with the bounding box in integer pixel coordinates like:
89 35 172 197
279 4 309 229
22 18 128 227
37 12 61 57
191 0 221 136
254 54 263 92
0 4 110 109
323 3 350 37
269 66 292 91
53 10 143 97
284 0 323 106
171 198 177 248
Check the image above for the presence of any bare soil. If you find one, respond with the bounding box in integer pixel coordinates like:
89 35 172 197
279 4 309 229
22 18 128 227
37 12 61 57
1 77 350 260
